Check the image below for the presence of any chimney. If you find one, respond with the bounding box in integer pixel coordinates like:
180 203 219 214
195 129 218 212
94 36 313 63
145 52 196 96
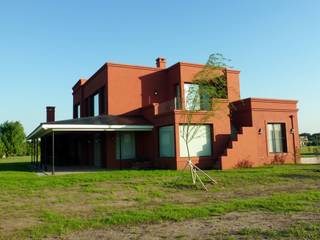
46 106 55 122
156 57 166 69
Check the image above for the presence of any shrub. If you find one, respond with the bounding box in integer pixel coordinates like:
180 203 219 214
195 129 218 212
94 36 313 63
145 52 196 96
271 154 286 165
236 159 253 168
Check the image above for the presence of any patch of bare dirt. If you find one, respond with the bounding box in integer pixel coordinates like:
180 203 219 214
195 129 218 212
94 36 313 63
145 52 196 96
51 211 320 240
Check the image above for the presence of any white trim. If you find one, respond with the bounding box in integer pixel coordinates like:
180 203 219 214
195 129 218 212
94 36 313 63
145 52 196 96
27 124 153 139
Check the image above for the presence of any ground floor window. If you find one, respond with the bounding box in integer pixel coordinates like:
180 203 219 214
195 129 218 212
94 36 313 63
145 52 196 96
159 125 175 157
267 123 287 153
179 124 212 157
116 132 136 159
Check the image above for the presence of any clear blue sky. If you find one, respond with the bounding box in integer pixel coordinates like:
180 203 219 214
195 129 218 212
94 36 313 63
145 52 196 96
0 0 319 134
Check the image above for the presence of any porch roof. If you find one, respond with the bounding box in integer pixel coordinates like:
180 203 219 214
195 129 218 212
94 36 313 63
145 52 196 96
27 115 154 140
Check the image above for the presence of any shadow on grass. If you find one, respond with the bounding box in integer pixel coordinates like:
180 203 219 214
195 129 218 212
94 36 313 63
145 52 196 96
164 177 216 191
0 161 31 172
279 173 320 180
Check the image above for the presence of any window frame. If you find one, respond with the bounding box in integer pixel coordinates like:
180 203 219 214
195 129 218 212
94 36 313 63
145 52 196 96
267 123 288 153
179 124 212 157
159 125 176 158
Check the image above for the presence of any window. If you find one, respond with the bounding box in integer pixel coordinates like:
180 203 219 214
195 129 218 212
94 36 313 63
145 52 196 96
179 124 212 157
77 104 80 118
267 123 287 153
74 104 80 118
93 93 99 116
184 83 212 111
184 83 200 110
175 85 181 110
159 125 175 157
116 132 136 160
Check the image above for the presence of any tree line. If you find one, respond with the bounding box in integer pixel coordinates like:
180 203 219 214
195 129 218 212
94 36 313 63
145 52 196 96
300 133 320 146
0 121 30 158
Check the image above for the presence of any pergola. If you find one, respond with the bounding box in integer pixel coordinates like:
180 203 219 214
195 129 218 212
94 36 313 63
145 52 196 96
27 116 153 175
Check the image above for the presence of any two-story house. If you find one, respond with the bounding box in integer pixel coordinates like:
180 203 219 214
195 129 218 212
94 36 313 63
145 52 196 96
28 57 299 171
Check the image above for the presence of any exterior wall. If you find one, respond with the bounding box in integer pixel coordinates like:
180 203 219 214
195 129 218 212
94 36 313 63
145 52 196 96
67 58 299 171
107 64 166 115
222 98 300 169
72 65 107 118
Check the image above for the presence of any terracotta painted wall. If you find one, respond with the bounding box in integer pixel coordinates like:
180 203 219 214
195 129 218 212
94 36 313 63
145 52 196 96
223 98 300 169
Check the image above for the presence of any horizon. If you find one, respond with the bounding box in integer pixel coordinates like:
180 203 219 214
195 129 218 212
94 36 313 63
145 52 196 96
0 0 319 134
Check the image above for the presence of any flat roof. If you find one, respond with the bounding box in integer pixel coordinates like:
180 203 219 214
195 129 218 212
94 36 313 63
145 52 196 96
27 115 153 139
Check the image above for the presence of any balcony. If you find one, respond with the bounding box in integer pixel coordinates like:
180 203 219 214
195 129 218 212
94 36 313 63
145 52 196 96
155 97 222 115
157 98 181 115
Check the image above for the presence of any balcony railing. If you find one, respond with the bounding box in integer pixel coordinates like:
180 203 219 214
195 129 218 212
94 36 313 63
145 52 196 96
155 97 227 115
157 98 181 115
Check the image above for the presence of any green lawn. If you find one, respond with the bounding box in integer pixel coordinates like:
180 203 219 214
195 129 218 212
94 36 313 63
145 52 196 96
0 157 319 240
301 146 320 157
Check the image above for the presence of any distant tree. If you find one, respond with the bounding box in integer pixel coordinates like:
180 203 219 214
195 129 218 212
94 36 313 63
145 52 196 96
0 121 27 156
0 139 5 158
311 133 320 146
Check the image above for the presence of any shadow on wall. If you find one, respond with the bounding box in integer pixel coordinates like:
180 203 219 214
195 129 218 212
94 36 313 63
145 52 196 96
139 70 171 106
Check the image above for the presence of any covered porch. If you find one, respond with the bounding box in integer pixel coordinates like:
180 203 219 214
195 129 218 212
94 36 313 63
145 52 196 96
27 116 154 174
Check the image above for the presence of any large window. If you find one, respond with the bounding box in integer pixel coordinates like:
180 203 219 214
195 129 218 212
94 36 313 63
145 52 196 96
116 132 136 160
159 125 175 157
179 124 212 157
267 123 287 153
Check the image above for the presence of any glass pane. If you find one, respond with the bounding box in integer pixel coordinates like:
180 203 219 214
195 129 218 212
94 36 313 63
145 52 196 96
267 124 274 152
77 105 80 118
184 83 200 110
94 94 99 116
268 123 286 153
116 132 136 160
159 126 175 157
179 124 212 157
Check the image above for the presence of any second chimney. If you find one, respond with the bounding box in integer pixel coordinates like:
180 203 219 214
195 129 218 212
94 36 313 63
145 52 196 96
156 57 166 69
46 106 55 122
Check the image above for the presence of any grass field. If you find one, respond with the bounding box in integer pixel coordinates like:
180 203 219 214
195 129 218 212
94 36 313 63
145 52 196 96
0 157 319 239
301 146 320 158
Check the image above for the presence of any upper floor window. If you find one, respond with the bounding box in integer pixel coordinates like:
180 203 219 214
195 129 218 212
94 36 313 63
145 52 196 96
267 123 287 153
93 93 99 116
184 83 200 110
184 83 212 111
74 104 80 119
76 104 80 118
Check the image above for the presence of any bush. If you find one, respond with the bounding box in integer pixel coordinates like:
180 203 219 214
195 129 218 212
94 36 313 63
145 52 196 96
271 154 286 165
236 159 253 168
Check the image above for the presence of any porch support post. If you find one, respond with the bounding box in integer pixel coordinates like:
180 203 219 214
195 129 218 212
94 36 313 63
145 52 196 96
31 139 34 166
36 138 38 169
33 139 36 167
44 136 47 171
52 131 55 175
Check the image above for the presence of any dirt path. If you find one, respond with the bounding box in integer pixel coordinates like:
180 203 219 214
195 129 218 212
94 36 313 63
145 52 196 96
53 212 320 240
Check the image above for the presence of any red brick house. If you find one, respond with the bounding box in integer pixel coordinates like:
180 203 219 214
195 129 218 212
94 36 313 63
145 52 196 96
28 57 299 171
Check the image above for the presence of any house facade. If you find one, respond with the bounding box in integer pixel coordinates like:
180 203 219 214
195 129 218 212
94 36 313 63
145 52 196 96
28 57 300 170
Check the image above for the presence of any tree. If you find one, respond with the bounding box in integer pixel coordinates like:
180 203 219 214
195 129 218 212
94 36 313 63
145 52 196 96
177 53 231 190
0 139 5 158
0 121 27 156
